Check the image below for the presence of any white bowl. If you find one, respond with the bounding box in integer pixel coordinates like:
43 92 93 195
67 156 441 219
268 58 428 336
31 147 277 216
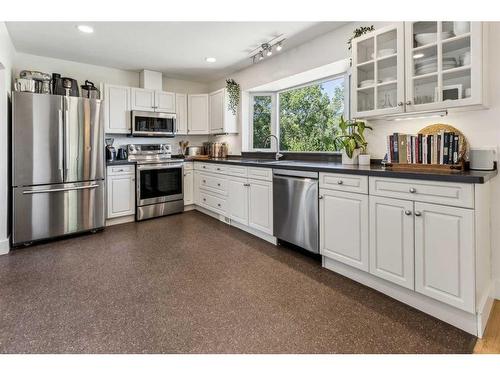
415 32 453 46
378 48 396 58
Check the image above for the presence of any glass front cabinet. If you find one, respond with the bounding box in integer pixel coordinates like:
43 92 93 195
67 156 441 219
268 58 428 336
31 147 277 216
351 22 485 118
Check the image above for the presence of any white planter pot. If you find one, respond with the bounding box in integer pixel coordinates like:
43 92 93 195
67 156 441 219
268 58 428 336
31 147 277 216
342 149 360 165
358 154 371 165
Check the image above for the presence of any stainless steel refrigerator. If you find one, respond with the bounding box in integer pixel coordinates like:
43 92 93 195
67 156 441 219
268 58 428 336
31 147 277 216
11 92 105 246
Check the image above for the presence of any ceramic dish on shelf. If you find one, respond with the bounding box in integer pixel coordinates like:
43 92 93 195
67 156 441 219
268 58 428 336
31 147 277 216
415 31 453 46
380 77 396 83
359 79 381 88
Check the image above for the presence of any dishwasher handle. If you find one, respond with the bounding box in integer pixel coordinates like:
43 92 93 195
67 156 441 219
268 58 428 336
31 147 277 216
272 169 318 179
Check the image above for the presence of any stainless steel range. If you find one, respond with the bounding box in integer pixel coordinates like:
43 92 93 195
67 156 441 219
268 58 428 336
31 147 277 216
128 144 184 221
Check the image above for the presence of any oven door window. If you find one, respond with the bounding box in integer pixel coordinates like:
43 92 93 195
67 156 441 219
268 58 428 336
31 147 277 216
139 168 182 200
134 116 174 133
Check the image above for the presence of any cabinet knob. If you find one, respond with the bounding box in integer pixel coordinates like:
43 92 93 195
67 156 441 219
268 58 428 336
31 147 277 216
409 187 416 193
203 198 206 202
217 203 221 207
318 195 324 200
216 168 221 171
243 183 250 187
203 180 206 183
217 183 221 186
406 100 412 105
397 101 404 107
337 180 343 185
414 211 422 217
404 210 412 216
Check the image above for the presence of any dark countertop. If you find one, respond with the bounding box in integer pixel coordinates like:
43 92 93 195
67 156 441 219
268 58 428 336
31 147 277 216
106 160 136 166
192 158 497 184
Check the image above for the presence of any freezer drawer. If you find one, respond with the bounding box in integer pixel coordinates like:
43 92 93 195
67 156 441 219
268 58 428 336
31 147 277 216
12 181 105 245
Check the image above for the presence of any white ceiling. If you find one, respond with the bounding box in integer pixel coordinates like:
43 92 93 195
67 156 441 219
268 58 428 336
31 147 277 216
6 22 346 83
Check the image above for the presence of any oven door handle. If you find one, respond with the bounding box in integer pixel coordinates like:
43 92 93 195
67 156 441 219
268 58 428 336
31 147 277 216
137 164 183 170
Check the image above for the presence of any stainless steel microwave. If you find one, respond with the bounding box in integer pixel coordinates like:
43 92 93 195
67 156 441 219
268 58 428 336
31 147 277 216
131 111 176 137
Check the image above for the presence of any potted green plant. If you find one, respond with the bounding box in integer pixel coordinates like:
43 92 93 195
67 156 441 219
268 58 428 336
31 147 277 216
335 116 372 165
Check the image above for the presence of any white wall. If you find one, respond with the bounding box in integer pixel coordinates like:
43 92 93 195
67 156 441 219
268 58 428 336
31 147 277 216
0 22 15 254
207 22 389 155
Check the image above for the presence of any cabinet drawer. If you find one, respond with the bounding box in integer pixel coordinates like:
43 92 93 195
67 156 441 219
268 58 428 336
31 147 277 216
199 172 228 195
107 165 135 175
369 177 474 208
226 165 248 177
319 173 368 194
247 167 272 181
183 162 194 171
194 162 213 172
199 190 227 214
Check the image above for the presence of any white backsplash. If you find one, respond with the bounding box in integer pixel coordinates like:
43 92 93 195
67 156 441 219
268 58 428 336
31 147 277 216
108 134 210 154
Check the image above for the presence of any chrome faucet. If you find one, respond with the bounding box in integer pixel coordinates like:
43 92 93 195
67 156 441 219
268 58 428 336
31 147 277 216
265 134 283 160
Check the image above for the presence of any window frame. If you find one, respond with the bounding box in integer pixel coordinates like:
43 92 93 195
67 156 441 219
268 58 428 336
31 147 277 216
248 72 350 153
249 92 277 152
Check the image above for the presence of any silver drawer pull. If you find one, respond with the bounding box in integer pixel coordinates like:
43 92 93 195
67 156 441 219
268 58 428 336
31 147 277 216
243 183 250 187
404 210 412 216
202 166 206 169
409 187 416 193
23 184 99 194
414 211 422 216
337 180 343 185
216 168 221 171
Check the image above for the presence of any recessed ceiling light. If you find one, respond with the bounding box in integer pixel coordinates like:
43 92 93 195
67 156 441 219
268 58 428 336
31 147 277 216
205 57 216 63
77 25 94 34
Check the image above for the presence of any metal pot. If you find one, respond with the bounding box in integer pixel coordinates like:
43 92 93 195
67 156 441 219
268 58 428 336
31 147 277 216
185 146 203 156
81 80 100 99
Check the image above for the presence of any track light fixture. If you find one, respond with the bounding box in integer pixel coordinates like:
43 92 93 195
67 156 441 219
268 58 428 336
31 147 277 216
250 37 285 63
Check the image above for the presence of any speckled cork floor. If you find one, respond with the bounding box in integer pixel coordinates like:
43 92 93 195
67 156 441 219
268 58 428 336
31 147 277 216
0 211 476 353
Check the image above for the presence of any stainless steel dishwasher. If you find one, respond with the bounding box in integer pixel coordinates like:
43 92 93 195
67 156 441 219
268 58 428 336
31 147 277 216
273 169 319 253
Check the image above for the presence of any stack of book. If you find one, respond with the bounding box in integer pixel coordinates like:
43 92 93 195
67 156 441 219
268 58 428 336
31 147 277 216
386 132 462 165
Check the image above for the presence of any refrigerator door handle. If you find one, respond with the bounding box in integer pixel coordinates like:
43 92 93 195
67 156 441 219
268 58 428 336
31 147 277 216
22 184 100 195
64 107 70 178
58 108 64 179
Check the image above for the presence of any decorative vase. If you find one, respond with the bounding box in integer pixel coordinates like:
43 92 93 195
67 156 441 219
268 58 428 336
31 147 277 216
342 149 360 165
358 154 371 165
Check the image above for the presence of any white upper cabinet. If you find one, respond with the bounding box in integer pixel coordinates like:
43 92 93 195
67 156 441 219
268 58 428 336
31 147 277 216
320 189 369 271
131 88 176 113
104 84 131 134
352 23 405 118
176 93 188 135
131 88 156 111
405 22 483 112
209 89 237 134
155 91 176 113
414 202 475 313
188 94 209 135
352 22 485 118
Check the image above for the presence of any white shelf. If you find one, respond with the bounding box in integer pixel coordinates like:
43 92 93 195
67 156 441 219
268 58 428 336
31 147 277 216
442 32 471 46
357 59 374 68
413 71 438 80
442 65 471 75
378 80 398 87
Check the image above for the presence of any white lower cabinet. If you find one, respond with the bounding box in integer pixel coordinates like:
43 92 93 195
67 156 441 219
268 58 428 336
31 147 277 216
248 179 273 235
227 176 249 225
414 202 475 312
369 196 414 289
106 167 135 218
183 169 194 205
319 189 369 271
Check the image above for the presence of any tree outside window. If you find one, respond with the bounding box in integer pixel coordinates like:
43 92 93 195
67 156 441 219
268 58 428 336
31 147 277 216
252 95 272 149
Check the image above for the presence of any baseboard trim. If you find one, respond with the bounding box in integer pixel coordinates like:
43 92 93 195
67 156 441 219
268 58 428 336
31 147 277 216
323 257 478 336
105 215 135 227
0 237 10 255
194 205 277 245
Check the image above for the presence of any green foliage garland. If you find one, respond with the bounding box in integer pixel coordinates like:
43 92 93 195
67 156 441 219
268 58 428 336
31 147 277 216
348 25 375 50
226 79 240 115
